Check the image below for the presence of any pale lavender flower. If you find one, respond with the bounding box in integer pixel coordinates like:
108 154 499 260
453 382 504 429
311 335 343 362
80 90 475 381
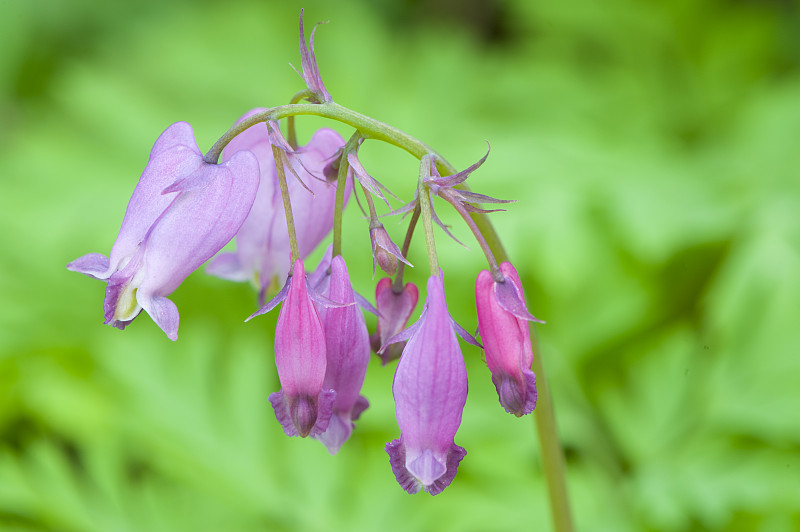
308 252 371 454
384 273 476 495
475 262 543 416
267 259 335 438
206 109 350 299
67 121 259 340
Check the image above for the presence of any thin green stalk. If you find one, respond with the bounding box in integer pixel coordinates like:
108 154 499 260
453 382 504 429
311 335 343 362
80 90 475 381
204 102 441 165
286 89 313 149
392 204 420 293
417 170 438 276
272 145 300 274
485 237 574 532
530 327 574 532
332 132 362 258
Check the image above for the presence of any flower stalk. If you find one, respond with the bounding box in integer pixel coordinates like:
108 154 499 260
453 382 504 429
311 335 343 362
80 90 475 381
332 132 362 258
392 204 420 293
417 175 439 277
272 144 300 273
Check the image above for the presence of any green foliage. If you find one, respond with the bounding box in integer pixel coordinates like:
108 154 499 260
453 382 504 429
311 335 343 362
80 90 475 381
2 0 799 530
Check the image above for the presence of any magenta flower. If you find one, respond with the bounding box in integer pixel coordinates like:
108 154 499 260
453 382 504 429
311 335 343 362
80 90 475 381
67 121 259 340
371 278 418 365
308 252 371 454
475 262 543 416
206 109 350 299
267 259 335 438
384 273 472 495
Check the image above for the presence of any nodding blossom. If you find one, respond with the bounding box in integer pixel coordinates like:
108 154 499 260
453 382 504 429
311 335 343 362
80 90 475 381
267 259 336 438
67 121 259 340
475 262 542 416
384 273 474 495
308 251 371 454
371 278 418 365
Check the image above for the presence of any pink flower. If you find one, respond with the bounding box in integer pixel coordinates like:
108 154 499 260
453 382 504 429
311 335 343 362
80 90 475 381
475 262 542 416
372 278 418 365
267 259 335 437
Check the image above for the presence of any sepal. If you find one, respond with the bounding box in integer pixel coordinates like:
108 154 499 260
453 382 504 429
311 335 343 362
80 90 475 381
66 253 110 279
492 369 537 417
269 388 336 438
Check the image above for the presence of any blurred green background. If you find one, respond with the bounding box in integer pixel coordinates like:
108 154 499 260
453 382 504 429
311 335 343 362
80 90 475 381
2 0 799 530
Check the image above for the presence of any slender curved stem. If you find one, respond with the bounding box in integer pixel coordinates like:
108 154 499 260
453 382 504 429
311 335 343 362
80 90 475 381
286 89 313 149
272 145 300 275
332 132 362 258
392 204 420 293
204 102 442 165
417 173 438 276
487 240 574 532
440 193 502 281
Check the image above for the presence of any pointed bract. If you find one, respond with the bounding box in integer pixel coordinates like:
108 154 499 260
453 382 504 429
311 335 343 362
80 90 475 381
385 274 468 495
67 122 259 340
475 262 540 416
299 9 332 103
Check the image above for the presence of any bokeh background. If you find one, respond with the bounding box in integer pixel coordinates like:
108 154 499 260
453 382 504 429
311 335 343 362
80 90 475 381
2 0 799 530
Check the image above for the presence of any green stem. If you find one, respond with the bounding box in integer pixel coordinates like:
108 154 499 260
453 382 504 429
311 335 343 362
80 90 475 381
417 164 439 276
391 204 420 293
286 89 313 149
485 236 574 532
530 328 574 532
204 102 441 165
272 144 300 274
331 132 362 258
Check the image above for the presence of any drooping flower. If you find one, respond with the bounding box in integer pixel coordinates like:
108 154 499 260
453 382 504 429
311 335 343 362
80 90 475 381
206 109 350 299
308 251 370 454
67 121 259 340
475 262 543 416
267 259 335 438
370 278 418 365
384 273 476 495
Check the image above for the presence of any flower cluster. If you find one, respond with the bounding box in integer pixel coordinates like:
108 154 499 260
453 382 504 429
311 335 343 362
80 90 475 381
67 11 543 496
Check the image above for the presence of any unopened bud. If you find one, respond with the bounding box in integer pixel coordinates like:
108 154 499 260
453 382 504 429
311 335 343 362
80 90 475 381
370 225 410 277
